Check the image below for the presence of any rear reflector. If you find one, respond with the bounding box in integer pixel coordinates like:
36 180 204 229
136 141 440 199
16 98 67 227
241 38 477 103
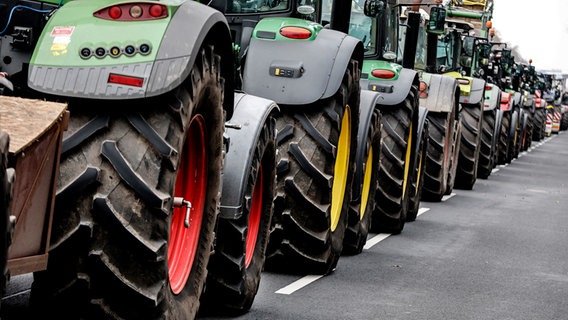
108 74 144 87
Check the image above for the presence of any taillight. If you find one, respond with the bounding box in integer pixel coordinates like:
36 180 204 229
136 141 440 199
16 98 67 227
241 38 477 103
149 4 165 17
457 78 470 85
371 69 396 79
485 85 492 91
94 3 168 21
108 73 144 87
279 27 312 39
109 6 122 19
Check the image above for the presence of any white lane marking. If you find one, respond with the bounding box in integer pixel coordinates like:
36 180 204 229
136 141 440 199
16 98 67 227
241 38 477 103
275 206 437 294
499 164 507 168
441 192 456 201
363 233 391 250
275 275 323 295
492 168 500 173
417 207 430 217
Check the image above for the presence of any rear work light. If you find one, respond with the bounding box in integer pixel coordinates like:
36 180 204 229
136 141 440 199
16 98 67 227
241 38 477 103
108 73 144 87
279 27 312 39
94 3 168 21
371 69 396 79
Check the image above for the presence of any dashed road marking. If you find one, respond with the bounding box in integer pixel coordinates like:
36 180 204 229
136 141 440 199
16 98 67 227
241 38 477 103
275 275 323 295
442 192 456 201
363 233 391 250
417 207 430 217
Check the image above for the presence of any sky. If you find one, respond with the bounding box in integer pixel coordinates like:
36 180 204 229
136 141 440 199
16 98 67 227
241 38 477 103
491 0 568 74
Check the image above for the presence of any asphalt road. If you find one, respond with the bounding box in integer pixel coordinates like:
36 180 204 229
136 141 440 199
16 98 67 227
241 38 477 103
3 133 568 320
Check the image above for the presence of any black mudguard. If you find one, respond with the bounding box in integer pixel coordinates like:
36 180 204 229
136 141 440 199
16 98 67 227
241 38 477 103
351 90 381 202
242 28 363 105
219 93 279 220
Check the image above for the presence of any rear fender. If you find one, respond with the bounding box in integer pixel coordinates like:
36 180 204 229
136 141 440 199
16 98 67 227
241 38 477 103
219 93 279 220
493 109 503 150
461 78 485 105
351 90 381 201
243 23 363 105
483 84 501 111
28 1 234 117
412 106 428 167
361 67 417 106
417 73 458 113
500 91 512 111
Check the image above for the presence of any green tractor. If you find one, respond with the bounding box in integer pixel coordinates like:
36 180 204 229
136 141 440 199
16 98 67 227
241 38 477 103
399 5 462 202
222 0 380 271
338 0 427 227
1 0 280 317
459 35 502 180
483 44 523 165
512 62 537 152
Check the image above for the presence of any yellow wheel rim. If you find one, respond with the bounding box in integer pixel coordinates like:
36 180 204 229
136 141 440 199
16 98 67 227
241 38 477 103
416 144 423 191
360 147 373 220
402 123 413 199
330 105 351 231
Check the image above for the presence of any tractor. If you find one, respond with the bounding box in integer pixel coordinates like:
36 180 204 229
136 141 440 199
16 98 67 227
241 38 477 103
484 44 523 165
347 0 429 226
0 0 280 318
399 4 462 202
218 0 377 275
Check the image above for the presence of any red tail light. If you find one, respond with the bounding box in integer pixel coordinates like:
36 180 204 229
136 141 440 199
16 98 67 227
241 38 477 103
371 69 396 79
149 4 165 17
485 85 492 91
94 3 168 21
108 74 144 87
108 6 122 19
279 27 312 39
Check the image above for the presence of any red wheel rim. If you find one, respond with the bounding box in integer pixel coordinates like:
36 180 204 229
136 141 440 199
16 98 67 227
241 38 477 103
168 115 207 295
245 165 263 268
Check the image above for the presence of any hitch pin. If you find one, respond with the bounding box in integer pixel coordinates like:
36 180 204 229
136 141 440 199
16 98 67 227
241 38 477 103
173 197 192 228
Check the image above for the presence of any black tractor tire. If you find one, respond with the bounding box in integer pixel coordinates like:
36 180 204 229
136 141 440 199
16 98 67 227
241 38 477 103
560 112 568 131
532 108 546 141
497 110 511 165
421 111 455 202
455 102 483 190
201 116 276 313
406 119 428 222
0 132 13 302
512 110 522 159
343 108 381 255
444 119 461 196
477 109 496 179
520 111 533 152
371 86 418 234
30 45 225 319
265 60 360 274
